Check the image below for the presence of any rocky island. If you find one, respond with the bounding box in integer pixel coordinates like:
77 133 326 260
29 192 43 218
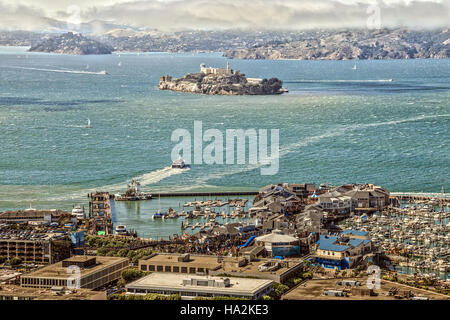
28 32 113 55
159 63 287 95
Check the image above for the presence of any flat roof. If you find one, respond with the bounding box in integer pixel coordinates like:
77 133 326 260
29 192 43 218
140 254 221 269
140 254 299 276
0 285 106 300
22 256 128 279
126 272 273 295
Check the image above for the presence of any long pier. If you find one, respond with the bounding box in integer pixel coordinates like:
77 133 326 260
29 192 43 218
150 191 258 198
392 193 450 205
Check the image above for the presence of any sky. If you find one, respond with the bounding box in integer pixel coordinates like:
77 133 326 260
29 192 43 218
0 0 448 32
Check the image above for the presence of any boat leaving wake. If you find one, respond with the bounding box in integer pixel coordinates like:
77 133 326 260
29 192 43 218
2 66 107 75
134 166 189 187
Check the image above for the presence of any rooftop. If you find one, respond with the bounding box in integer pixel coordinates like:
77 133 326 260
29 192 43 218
126 272 273 295
0 284 106 300
21 256 128 279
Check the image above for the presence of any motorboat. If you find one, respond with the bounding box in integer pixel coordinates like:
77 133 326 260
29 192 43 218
115 225 127 235
72 205 85 219
172 157 190 169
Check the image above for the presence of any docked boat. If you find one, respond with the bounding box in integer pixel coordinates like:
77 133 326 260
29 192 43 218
172 157 190 169
152 211 165 219
71 205 85 219
115 224 128 235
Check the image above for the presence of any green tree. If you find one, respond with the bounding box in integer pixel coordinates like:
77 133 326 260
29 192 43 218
9 257 22 266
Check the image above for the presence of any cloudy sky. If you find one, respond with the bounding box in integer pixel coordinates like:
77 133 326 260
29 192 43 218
0 0 448 32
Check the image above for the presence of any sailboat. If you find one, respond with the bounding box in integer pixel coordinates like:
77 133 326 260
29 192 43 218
352 64 357 70
118 61 122 67
85 118 91 128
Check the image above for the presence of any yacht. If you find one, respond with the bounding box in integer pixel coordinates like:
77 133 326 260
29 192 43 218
71 205 85 219
171 157 190 169
115 225 128 235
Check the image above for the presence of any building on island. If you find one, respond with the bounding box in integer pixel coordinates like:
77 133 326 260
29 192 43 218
200 61 237 75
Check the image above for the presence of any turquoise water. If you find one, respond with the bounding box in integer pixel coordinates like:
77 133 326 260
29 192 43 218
0 46 449 237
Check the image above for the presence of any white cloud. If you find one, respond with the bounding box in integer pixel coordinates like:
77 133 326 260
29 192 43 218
0 0 448 31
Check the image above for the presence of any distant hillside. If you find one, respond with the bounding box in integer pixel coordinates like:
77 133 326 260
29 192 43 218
28 32 113 55
223 29 450 60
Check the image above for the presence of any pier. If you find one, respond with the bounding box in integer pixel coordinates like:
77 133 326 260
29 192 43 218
392 193 450 205
142 191 258 198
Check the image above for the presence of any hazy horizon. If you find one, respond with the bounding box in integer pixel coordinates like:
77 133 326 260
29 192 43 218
0 0 449 33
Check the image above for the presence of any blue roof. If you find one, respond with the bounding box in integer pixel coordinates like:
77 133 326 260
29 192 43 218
319 234 368 252
341 229 368 237
319 235 350 252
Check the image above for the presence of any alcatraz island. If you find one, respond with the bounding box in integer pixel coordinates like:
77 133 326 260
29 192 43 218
159 62 288 95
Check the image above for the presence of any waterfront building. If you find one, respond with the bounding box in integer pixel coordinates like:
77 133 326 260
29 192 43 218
254 229 300 257
88 192 114 235
319 184 390 214
0 230 71 264
126 272 273 300
0 209 67 223
20 256 128 289
314 230 372 270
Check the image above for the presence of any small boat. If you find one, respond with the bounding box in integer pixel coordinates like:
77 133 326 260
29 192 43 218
98 70 108 75
115 224 127 235
352 64 357 70
85 118 91 128
172 157 190 169
152 211 164 219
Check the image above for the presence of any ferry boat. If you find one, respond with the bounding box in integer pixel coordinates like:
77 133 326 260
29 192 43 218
115 224 128 235
71 205 85 219
171 157 190 169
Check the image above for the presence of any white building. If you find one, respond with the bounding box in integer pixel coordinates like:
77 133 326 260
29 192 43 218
126 272 273 300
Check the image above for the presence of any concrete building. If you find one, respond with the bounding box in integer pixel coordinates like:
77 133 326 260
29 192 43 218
315 230 371 270
0 231 71 264
0 209 67 223
0 285 106 300
200 62 236 75
126 272 273 300
138 253 303 283
21 256 128 290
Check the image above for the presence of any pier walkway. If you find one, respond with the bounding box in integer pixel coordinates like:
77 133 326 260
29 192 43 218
148 191 258 198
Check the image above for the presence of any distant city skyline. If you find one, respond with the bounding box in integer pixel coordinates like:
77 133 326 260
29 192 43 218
0 0 449 32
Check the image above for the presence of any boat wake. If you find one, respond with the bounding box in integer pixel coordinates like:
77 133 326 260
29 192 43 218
2 66 107 75
134 166 189 186
192 113 450 185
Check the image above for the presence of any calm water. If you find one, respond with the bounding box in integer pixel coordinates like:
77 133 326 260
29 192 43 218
0 46 449 238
